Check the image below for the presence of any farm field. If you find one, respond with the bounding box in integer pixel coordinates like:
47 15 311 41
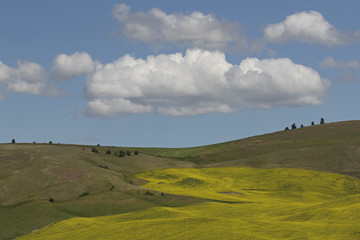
19 167 360 240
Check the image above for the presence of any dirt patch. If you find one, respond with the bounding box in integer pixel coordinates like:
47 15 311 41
219 192 242 195
130 177 149 186
50 168 90 181
0 153 31 163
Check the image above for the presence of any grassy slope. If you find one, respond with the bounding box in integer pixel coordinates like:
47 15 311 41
1 120 360 239
138 121 360 178
0 144 199 239
19 167 360 240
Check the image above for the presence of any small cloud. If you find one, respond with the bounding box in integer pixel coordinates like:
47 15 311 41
320 57 360 69
112 3 249 52
320 57 360 82
0 93 5 100
85 137 99 143
51 52 96 81
264 10 360 46
0 60 61 96
267 48 277 57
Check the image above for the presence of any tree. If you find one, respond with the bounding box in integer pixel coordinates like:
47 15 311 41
320 117 325 124
311 121 315 126
119 150 125 157
291 123 297 130
284 127 289 131
49 141 53 144
11 139 15 144
300 124 304 128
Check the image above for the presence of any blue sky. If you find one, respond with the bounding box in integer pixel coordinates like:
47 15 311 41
1 0 360 147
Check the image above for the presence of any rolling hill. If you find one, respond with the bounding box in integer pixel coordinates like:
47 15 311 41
139 120 360 178
18 167 360 239
1 120 360 239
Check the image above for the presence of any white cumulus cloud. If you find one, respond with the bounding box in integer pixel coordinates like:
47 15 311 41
83 49 330 117
112 3 247 51
0 60 59 96
264 11 360 46
52 52 96 80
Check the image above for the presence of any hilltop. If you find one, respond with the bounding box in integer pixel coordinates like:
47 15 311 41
139 120 360 178
1 120 360 239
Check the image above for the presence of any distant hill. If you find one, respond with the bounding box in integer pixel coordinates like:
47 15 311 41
1 120 360 239
139 120 360 178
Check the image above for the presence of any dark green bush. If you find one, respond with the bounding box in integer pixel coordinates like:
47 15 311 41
79 192 90 198
119 150 125 157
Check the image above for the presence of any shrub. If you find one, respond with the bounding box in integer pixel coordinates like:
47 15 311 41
119 150 125 157
126 150 131 156
291 123 297 129
311 121 315 126
49 141 53 144
284 127 289 131
92 148 98 153
49 197 54 203
11 139 15 144
105 150 111 154
134 151 139 155
144 191 153 196
320 117 325 124
79 192 90 198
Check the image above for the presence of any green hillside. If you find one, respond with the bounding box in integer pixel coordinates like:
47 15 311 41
18 168 360 240
1 120 360 239
139 120 360 178
0 144 198 239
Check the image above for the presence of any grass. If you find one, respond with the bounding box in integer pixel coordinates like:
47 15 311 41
0 144 197 239
138 121 360 178
18 167 360 239
1 120 360 239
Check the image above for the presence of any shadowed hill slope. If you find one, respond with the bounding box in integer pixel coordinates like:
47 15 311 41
0 144 197 239
0 144 195 205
